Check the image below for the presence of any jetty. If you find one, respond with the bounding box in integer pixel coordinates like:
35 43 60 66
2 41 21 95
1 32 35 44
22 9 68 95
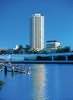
0 63 31 74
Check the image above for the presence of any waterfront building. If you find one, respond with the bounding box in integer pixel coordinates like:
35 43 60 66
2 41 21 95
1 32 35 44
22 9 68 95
31 13 44 51
46 40 61 51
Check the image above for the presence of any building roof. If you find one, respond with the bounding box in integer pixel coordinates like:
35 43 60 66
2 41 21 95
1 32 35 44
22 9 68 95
46 40 59 43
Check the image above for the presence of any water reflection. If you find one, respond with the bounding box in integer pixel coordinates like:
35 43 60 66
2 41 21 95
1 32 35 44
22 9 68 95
4 66 15 78
32 64 46 100
1 64 73 100
4 69 7 77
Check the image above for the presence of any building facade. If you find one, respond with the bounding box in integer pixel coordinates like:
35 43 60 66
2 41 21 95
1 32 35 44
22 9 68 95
31 13 44 51
46 40 61 51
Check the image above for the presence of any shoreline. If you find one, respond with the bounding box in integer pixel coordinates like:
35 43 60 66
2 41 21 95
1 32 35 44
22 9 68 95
1 60 73 64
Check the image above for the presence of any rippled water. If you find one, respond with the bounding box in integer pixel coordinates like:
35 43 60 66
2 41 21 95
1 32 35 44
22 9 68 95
0 64 73 100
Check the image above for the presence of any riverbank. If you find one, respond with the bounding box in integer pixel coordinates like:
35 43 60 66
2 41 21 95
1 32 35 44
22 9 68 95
0 53 73 64
1 60 73 64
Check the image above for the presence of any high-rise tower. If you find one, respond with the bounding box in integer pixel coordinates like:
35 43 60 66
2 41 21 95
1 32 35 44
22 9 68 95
31 13 44 51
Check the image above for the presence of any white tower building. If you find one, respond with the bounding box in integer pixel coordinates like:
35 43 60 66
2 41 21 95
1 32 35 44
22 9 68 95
31 13 44 51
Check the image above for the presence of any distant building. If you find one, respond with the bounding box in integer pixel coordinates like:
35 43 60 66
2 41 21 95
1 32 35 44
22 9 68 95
46 40 61 51
31 13 44 51
13 45 20 50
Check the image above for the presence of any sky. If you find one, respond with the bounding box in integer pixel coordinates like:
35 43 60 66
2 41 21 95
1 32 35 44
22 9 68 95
0 0 73 49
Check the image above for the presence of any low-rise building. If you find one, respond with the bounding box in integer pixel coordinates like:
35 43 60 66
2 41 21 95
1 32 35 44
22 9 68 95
46 40 61 51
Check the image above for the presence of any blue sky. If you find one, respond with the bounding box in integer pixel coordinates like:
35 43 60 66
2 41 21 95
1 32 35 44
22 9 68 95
0 0 73 49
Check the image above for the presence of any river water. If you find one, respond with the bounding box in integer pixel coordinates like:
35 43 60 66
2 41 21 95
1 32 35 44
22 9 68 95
0 64 73 100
